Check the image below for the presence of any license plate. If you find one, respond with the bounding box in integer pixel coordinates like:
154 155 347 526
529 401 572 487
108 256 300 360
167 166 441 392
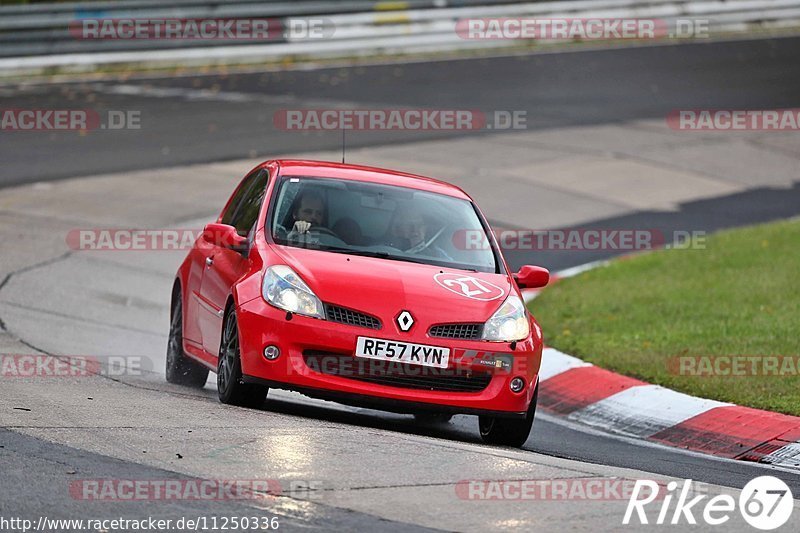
355 337 450 369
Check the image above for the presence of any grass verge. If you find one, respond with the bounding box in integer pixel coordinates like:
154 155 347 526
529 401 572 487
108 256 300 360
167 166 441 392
530 219 800 415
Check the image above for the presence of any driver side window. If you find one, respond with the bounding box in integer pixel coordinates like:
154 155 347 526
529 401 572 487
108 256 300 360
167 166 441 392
221 169 269 237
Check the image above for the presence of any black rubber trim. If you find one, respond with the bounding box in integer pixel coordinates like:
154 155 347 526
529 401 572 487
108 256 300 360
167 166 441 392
242 374 527 419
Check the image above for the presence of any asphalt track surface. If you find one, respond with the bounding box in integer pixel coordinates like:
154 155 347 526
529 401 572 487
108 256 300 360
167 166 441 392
2 36 800 187
2 36 800 530
2 37 800 275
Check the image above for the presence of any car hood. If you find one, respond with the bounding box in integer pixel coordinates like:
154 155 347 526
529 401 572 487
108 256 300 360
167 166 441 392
271 245 512 326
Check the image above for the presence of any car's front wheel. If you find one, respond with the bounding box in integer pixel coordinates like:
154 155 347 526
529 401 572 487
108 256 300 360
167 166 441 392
217 306 268 408
478 386 538 448
166 291 209 388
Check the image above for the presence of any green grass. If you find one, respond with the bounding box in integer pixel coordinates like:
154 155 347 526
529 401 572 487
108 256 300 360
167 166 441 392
530 219 800 415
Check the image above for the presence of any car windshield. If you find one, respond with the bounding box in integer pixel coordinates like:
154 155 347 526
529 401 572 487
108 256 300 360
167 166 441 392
270 176 499 273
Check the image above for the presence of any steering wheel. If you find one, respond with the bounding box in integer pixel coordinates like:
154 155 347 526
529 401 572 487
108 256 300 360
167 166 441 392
274 224 288 239
407 224 448 255
307 225 340 238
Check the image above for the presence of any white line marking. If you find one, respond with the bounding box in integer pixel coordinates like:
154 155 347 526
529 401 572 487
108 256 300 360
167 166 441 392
88 83 360 108
556 259 610 279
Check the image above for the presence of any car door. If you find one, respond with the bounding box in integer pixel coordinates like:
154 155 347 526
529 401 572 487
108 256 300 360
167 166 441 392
190 170 257 350
197 168 269 357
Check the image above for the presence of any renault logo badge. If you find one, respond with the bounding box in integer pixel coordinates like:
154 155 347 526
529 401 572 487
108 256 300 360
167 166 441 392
396 310 414 332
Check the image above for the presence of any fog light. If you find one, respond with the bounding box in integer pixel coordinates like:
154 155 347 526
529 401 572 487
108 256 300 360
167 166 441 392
509 377 525 393
263 345 280 360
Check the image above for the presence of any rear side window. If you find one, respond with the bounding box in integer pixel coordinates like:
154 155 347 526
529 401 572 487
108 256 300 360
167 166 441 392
221 169 269 237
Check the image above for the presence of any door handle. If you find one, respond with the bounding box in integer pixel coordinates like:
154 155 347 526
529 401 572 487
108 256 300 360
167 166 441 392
205 256 214 267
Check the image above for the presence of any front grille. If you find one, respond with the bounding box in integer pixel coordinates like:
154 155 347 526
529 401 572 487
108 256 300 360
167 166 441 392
324 304 381 330
303 351 492 393
429 323 483 340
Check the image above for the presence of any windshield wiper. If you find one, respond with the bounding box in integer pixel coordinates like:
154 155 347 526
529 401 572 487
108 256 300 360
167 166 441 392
373 253 431 266
320 246 430 265
318 246 383 258
319 245 484 271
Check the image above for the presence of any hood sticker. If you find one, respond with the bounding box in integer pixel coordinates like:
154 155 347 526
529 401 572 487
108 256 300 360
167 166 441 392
433 272 505 301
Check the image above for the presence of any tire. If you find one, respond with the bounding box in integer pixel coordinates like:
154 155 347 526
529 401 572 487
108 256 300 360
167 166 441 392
217 306 268 408
166 291 210 388
413 413 454 424
478 386 538 448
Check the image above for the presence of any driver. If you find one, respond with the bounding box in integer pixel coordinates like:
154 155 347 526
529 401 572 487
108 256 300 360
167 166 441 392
287 190 327 238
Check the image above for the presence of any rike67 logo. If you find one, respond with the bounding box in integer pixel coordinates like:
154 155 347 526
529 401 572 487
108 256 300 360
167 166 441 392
623 476 793 529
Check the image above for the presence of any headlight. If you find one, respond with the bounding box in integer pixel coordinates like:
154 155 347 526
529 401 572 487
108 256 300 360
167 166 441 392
482 294 530 342
262 265 325 319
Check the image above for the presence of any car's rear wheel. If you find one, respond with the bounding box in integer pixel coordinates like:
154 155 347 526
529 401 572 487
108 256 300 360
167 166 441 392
478 386 538 448
217 306 268 408
413 413 453 424
166 291 209 387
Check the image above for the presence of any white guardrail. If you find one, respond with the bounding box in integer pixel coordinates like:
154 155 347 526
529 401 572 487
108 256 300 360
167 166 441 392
0 0 798 72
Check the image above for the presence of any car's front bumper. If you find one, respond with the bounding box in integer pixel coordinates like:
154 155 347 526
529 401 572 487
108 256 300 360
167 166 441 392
236 297 542 417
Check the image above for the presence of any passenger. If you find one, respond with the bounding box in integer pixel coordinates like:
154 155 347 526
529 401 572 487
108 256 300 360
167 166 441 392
387 206 452 260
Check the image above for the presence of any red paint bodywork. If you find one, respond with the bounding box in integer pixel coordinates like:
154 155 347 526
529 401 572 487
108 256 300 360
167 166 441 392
175 160 544 417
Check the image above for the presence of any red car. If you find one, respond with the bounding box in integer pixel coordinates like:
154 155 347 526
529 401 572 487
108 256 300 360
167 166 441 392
167 160 549 447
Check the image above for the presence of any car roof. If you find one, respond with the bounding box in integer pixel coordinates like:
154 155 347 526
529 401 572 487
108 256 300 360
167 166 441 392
269 159 472 201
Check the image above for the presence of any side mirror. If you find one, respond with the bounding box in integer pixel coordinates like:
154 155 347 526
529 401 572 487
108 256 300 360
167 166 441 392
203 223 248 250
513 265 549 289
